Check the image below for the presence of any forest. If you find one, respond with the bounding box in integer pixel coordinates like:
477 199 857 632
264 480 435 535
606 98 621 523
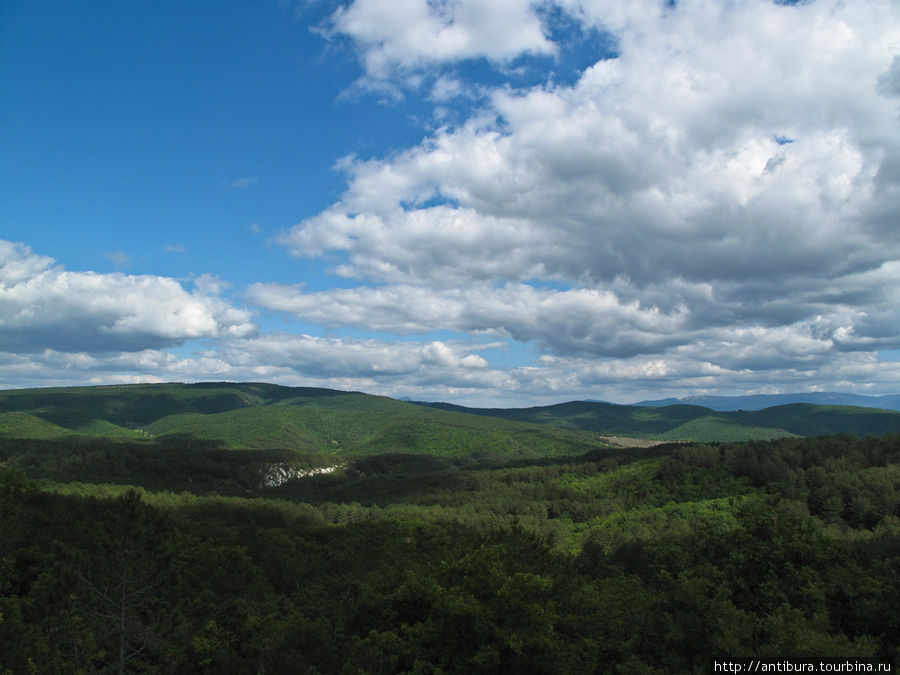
0 384 898 672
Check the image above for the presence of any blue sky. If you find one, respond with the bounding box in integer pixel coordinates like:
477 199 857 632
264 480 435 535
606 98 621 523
2 0 900 406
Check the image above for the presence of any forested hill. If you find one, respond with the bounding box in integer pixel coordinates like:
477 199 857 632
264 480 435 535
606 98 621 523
0 382 613 459
634 391 900 411
414 399 900 441
3 382 900 447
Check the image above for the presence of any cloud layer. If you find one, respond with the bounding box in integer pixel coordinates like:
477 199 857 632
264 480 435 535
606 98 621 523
0 241 255 353
259 0 900 401
328 0 555 79
3 0 900 405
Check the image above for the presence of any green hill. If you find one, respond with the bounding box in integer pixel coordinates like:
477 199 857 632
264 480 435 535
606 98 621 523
0 411 75 439
658 416 796 442
4 383 900 460
415 399 900 440
143 394 614 459
0 382 341 429
739 403 900 437
418 400 715 436
0 383 613 461
0 411 153 443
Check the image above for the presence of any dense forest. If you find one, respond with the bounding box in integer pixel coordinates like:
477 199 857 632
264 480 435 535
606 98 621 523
2 427 898 672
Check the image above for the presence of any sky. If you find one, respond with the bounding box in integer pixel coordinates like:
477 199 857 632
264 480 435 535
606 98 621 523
2 0 900 406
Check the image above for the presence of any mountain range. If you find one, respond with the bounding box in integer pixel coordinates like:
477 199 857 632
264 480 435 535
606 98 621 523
633 391 900 411
3 383 900 453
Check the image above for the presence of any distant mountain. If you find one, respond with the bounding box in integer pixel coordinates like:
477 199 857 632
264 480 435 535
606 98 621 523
413 399 900 441
4 383 900 457
633 392 900 412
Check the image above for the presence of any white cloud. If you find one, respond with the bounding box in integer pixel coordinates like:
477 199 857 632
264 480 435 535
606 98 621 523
0 334 510 398
272 0 900 395
214 333 492 380
275 204 548 285
7 2 900 406
247 282 693 357
429 76 464 102
248 272 900 371
0 240 256 353
5 339 900 407
328 0 555 80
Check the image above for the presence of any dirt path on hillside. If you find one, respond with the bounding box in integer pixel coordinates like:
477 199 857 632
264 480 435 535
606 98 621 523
600 435 675 448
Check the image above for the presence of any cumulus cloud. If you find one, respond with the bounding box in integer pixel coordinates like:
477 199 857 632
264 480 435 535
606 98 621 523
5 337 900 407
327 0 555 80
0 240 256 353
248 272 900 370
0 334 507 398
212 333 492 382
7 1 898 405
275 204 550 285
247 282 695 357
273 0 900 391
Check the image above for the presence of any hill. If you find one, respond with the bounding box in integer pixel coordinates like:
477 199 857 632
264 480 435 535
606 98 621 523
634 391 900 411
0 382 333 428
0 382 614 461
413 399 900 441
5 383 900 451
0 411 77 439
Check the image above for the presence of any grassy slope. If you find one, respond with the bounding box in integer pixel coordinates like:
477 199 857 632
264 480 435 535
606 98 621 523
658 416 797 442
0 412 76 439
72 420 151 440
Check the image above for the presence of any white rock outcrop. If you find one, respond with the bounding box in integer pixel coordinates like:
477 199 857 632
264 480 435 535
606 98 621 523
260 463 340 488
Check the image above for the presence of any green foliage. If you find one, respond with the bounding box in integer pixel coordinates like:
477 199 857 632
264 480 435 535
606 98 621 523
0 436 322 496
1 385 899 672
739 404 900 437
1 383 615 459
418 399 900 441
0 381 313 429
6 382 900 456
0 412 75 439
659 416 796 442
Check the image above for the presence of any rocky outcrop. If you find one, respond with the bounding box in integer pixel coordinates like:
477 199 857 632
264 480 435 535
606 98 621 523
259 463 340 488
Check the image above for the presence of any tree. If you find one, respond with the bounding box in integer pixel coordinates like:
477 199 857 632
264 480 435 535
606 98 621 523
77 491 173 673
